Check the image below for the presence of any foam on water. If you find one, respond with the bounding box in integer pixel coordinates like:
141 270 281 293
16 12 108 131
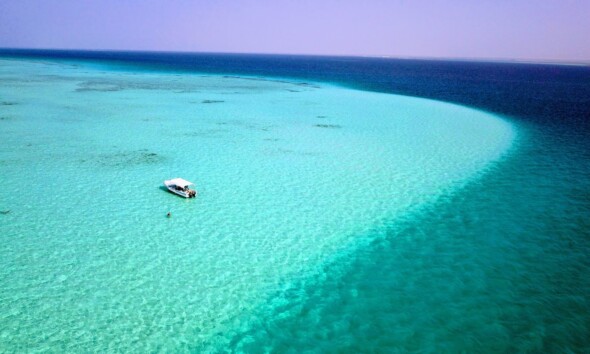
0 58 515 351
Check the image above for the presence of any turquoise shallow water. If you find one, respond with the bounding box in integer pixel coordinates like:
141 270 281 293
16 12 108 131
223 124 590 353
0 58 517 351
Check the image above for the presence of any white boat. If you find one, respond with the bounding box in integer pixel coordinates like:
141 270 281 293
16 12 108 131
164 178 197 198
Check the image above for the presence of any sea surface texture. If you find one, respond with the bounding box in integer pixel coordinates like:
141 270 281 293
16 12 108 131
0 51 589 353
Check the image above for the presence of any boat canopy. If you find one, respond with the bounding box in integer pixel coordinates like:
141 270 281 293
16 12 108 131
167 178 194 187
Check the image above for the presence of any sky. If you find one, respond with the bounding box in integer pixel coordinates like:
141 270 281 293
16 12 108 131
0 0 589 62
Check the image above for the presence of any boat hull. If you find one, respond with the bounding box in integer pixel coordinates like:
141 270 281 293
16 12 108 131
164 180 198 198
166 187 189 198
165 187 197 198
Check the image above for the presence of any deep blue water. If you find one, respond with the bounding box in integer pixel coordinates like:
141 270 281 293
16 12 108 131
1 49 589 352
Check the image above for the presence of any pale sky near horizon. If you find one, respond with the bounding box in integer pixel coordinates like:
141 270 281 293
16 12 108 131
0 0 589 62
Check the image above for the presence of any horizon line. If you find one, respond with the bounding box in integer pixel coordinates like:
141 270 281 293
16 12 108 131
1 46 589 67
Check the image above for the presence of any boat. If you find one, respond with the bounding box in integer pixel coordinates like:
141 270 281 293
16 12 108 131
164 178 197 198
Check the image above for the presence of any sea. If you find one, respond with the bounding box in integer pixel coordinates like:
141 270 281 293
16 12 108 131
0 49 589 353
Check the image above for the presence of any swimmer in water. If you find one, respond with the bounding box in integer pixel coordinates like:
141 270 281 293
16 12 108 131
167 212 171 218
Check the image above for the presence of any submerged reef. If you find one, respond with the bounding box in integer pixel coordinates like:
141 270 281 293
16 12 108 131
75 79 195 93
81 150 165 167
314 124 342 129
222 75 320 89
183 128 229 138
76 81 121 92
